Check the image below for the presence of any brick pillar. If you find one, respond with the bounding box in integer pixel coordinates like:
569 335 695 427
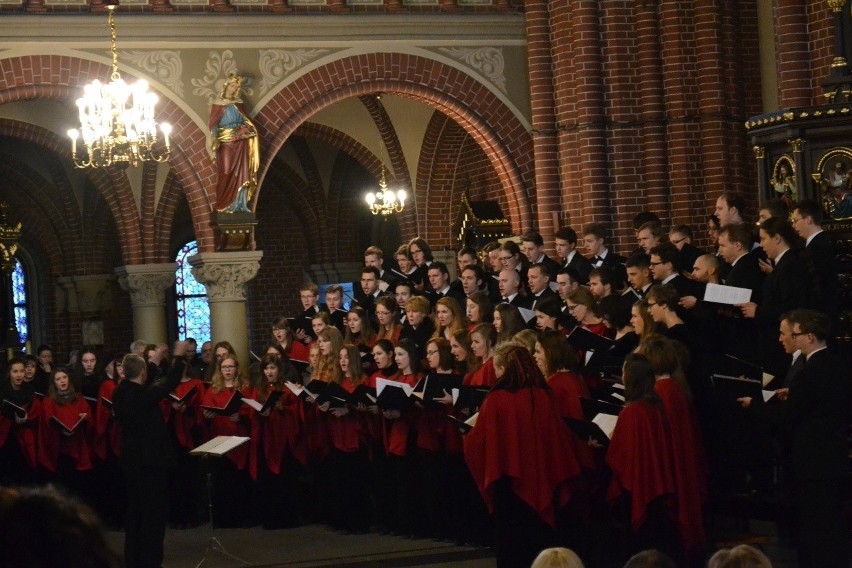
525 0 560 249
660 1 698 226
636 0 670 219
695 0 728 199
571 0 608 223
775 0 812 108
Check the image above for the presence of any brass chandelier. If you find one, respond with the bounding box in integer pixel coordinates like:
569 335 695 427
365 95 406 216
68 2 171 168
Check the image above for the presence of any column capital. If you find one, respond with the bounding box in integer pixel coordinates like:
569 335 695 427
56 274 115 316
115 263 177 307
188 251 263 302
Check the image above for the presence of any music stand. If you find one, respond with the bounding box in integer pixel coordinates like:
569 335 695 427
190 435 252 568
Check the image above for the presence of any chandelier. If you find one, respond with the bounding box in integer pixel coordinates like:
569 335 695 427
67 3 171 169
365 95 407 216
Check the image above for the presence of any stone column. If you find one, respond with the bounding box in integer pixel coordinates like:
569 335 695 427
115 263 177 346
189 251 262 368
56 274 114 346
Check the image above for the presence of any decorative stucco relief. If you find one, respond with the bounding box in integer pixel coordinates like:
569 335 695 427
438 47 506 93
257 49 330 97
120 50 185 97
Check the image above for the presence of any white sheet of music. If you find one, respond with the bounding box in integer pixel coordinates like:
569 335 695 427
703 282 752 305
592 413 619 439
376 377 414 397
190 435 250 456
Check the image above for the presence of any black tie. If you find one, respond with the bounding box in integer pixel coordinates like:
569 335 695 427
502 297 509 303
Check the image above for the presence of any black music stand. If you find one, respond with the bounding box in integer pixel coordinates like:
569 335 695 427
190 435 252 568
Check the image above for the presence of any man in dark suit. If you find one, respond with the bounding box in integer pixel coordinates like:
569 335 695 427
460 265 486 298
554 226 593 285
526 263 558 310
669 224 704 277
497 268 531 309
793 200 837 317
522 232 561 277
354 266 388 326
581 222 626 289
113 343 187 568
498 240 531 295
364 245 398 294
718 223 764 296
453 246 480 296
781 310 850 568
426 261 466 309
323 284 349 333
648 242 697 299
293 282 323 342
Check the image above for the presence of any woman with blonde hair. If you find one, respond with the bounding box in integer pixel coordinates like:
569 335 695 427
531 547 586 568
432 296 467 340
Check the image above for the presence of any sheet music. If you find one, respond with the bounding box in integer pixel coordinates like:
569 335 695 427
703 282 752 305
378 280 389 293
284 382 304 397
549 281 559 292
242 398 263 412
376 377 414 397
592 413 619 439
761 372 775 387
517 307 536 323
761 390 776 403
611 392 625 402
465 412 479 428
190 435 250 456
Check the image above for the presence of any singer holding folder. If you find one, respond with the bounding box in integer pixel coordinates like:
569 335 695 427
113 341 187 568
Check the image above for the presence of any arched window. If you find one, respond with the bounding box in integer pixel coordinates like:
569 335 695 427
11 258 28 345
175 241 210 344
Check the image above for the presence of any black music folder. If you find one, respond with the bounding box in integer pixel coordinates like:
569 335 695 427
580 397 623 421
447 412 479 434
51 414 87 434
200 390 244 416
710 374 763 400
412 373 464 404
168 385 198 406
1 399 27 419
567 326 615 353
242 390 283 414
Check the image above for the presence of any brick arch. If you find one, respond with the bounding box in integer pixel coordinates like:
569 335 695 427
0 55 215 255
358 95 412 191
254 53 534 233
263 157 323 262
153 172 186 262
0 162 69 277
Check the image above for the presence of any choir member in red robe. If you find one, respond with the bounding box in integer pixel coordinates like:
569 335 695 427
39 367 94 502
317 345 371 532
0 358 41 484
164 354 206 529
637 335 707 558
464 342 583 567
251 354 304 529
606 353 680 563
93 353 126 528
365 339 398 533
465 323 497 388
200 353 253 527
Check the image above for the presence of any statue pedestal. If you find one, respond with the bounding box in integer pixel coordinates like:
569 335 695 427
211 211 257 252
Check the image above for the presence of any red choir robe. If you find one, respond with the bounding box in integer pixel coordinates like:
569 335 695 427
382 372 421 457
324 377 365 453
164 378 206 452
548 371 596 470
654 377 707 553
464 358 497 387
94 378 120 460
464 387 582 527
257 385 306 472
200 386 252 474
605 400 675 532
0 394 41 470
38 395 93 472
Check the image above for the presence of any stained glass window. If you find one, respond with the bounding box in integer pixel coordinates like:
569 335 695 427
11 259 28 345
175 241 210 344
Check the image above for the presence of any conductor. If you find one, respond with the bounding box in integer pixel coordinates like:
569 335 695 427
113 341 188 568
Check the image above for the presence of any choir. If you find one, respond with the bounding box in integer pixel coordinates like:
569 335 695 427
0 197 849 568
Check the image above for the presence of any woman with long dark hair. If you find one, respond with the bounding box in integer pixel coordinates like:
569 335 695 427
0 358 40 485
